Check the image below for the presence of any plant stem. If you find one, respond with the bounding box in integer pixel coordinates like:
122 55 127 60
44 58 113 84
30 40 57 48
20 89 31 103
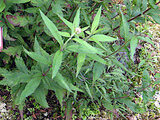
112 1 160 32
61 33 75 51
104 40 129 58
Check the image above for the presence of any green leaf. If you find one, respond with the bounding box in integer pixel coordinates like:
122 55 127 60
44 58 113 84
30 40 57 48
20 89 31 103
34 38 51 63
76 53 86 77
87 54 107 65
58 31 70 37
73 38 102 55
54 73 72 92
85 82 93 100
120 7 129 40
20 77 41 103
57 14 73 30
73 8 80 29
52 50 63 79
142 69 151 88
112 59 135 75
40 10 63 47
91 6 102 33
89 34 117 42
34 37 41 55
137 36 155 47
2 46 22 56
130 36 138 60
67 44 99 54
6 0 30 3
33 85 49 108
54 85 65 106
0 1 6 12
118 98 141 113
93 62 105 85
149 0 157 9
15 57 29 73
24 48 50 65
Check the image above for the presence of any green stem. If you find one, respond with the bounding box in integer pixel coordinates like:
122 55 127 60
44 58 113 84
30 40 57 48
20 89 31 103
61 33 75 51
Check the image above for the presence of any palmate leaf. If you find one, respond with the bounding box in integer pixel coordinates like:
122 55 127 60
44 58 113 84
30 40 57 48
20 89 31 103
76 53 86 77
19 75 41 103
130 36 138 61
40 10 63 47
52 50 63 79
91 6 102 34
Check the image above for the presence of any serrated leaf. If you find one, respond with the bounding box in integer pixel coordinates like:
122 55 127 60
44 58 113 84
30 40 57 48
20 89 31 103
120 7 129 40
130 36 138 60
52 50 63 79
20 77 41 103
54 85 65 106
15 57 29 73
58 31 70 37
68 83 84 92
76 53 86 77
40 10 63 47
3 46 22 56
54 73 72 92
33 85 49 108
34 37 41 54
73 8 80 29
24 48 50 65
137 36 155 47
112 59 135 75
142 69 151 88
87 54 107 65
85 82 93 100
89 34 117 42
57 14 73 30
91 6 102 33
67 44 99 54
93 62 105 85
73 38 102 55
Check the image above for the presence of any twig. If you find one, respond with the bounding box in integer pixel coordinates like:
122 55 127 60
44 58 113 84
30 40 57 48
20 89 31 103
42 65 52 76
89 3 100 14
68 5 78 21
104 40 129 58
112 1 160 31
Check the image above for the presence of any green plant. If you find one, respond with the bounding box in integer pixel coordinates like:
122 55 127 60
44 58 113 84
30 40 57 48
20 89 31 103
0 0 160 119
